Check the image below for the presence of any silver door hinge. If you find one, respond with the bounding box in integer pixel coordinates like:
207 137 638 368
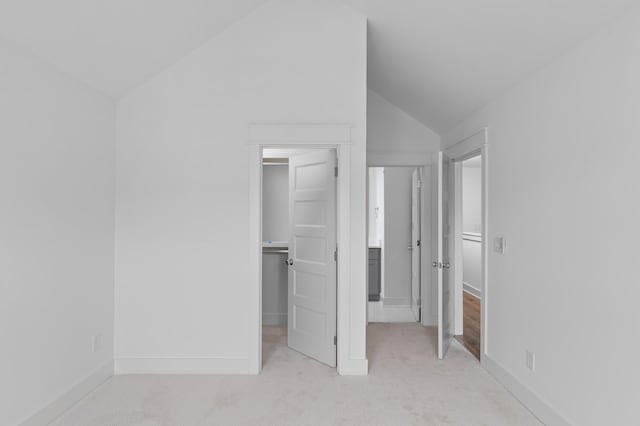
334 166 338 177
333 336 337 345
334 247 338 261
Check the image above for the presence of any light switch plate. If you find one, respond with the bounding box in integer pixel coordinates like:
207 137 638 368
493 237 506 254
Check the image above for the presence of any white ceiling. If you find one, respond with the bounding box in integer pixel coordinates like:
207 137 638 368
0 0 268 98
0 0 635 131
345 0 636 131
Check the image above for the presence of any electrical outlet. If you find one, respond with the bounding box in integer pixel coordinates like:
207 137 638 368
91 334 102 353
493 237 506 254
526 350 535 372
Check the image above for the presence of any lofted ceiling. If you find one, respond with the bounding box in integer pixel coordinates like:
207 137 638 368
0 0 269 98
0 0 635 131
345 0 636 131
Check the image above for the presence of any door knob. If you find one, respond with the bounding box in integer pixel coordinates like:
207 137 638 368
443 262 450 269
432 261 438 268
287 258 294 266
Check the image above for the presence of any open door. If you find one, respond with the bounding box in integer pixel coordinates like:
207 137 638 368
410 168 421 321
287 150 337 367
437 152 454 359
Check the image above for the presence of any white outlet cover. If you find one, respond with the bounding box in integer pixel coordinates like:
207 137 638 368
92 334 102 353
493 237 506 254
526 350 535 371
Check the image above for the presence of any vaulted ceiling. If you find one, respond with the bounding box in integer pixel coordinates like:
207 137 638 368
0 0 269 98
0 0 635 132
347 0 635 131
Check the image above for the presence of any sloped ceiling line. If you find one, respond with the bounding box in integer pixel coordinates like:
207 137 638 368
0 0 635 131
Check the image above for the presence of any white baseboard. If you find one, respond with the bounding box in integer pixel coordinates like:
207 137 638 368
114 357 249 375
463 282 482 298
368 301 417 323
20 361 113 426
482 355 570 426
263 313 287 326
381 296 411 306
338 358 368 375
421 314 437 327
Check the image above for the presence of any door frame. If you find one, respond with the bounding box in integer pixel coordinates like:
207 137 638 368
365 165 424 322
367 154 435 327
247 124 354 374
444 128 488 361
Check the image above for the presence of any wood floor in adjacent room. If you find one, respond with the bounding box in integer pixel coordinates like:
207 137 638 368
53 324 539 425
455 290 481 360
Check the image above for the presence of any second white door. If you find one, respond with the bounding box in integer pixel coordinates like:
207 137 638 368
287 150 337 367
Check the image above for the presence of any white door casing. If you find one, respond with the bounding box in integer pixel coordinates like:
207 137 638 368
444 127 488 361
287 149 337 367
411 168 421 321
437 152 455 359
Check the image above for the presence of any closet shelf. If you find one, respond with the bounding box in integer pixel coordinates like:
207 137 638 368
263 248 288 254
263 241 288 254
462 232 482 242
262 241 288 248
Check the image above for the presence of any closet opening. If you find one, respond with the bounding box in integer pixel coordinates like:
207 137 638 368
261 148 338 370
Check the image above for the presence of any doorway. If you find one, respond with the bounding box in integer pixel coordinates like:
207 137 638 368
367 166 423 323
261 148 338 369
454 155 482 360
436 128 488 362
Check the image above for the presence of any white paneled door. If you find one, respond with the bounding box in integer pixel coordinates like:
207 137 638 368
437 152 454 359
287 150 337 367
410 168 421 321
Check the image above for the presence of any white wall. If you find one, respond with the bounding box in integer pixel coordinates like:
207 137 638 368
262 252 288 325
462 238 481 296
462 163 482 234
445 7 640 425
262 165 289 243
382 167 413 306
367 89 440 162
462 162 482 295
0 38 115 425
115 0 367 373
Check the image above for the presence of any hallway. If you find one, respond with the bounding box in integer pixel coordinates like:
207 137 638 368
53 324 539 425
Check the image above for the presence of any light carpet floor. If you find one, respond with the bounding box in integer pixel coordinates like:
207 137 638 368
52 323 541 425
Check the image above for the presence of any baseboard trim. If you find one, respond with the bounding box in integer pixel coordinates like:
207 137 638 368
263 313 287 326
338 358 368 375
20 361 113 426
463 282 482 298
380 296 411 306
422 314 437 327
482 355 570 426
114 357 249 375
368 301 416 323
